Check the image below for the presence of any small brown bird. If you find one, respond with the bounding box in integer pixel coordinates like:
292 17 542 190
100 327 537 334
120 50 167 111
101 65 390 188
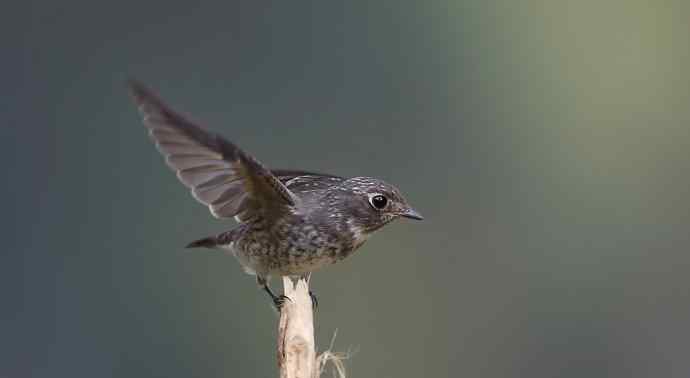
128 81 423 308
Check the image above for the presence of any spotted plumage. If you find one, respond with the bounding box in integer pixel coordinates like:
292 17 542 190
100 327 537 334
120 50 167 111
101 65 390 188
128 81 423 309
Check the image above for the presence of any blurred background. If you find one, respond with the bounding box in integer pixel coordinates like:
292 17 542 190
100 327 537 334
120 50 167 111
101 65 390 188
4 1 690 377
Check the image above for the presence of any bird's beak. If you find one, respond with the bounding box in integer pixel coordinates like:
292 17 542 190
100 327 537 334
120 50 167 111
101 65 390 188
399 207 424 220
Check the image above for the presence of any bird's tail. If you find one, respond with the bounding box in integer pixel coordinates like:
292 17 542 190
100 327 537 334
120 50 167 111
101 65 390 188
185 228 239 249
186 236 218 249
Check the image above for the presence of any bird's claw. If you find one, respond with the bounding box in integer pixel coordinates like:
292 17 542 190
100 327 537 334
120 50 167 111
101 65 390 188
309 291 319 310
273 294 292 311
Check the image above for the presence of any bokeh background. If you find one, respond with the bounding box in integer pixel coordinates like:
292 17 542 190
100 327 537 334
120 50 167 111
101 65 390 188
5 1 690 377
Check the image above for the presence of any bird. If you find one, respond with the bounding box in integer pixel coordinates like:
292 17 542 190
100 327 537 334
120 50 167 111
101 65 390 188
128 80 423 309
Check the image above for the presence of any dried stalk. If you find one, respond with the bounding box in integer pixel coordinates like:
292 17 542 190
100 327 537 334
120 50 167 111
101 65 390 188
277 277 348 378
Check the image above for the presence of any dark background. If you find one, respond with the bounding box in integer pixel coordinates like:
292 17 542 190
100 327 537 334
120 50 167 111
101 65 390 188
4 1 690 377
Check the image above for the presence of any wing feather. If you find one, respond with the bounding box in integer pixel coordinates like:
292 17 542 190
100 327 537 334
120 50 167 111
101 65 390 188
128 80 298 220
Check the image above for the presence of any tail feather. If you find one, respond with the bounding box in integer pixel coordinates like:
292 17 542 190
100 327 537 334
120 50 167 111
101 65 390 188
186 236 218 249
186 229 239 249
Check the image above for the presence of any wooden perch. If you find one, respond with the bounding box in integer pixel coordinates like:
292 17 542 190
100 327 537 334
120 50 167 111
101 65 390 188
278 277 316 378
277 277 347 378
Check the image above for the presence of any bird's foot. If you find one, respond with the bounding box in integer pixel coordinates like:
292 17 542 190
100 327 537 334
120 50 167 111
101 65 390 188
262 282 292 312
272 294 292 311
309 291 318 310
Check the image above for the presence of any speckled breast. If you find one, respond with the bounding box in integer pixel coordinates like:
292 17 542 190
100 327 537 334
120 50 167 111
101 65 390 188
234 221 361 277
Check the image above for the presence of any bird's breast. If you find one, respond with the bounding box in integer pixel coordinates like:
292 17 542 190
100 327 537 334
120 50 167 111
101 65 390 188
233 216 368 276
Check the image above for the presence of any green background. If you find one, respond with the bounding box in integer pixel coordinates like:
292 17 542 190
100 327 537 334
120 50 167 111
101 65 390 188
5 1 690 377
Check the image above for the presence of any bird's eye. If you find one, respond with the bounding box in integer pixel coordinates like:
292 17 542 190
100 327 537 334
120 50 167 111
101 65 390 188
369 195 388 210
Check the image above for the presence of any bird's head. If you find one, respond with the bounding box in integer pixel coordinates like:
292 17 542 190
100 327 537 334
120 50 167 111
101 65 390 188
334 177 423 235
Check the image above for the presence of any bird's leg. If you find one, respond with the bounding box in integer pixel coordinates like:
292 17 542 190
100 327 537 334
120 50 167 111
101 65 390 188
299 273 318 310
257 275 290 310
264 286 290 310
308 291 318 310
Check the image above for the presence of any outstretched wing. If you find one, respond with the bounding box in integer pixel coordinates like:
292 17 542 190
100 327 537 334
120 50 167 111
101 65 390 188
271 170 346 193
128 80 299 221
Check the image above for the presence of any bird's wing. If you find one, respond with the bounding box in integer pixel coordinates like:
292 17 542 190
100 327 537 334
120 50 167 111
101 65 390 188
128 80 299 221
272 169 343 183
271 170 346 192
